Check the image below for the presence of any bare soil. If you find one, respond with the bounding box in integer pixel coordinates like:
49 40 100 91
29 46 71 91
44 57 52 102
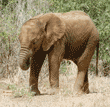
0 63 110 107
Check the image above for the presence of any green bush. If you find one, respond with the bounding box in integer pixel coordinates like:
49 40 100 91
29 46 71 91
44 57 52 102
48 0 110 75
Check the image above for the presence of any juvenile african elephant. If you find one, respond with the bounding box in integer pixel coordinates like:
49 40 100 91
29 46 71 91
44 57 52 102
19 11 99 95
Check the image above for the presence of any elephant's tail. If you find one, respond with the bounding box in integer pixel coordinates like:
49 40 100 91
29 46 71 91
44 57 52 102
96 41 99 76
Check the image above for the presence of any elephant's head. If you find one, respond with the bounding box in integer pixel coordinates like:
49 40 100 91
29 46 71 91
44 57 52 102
19 13 65 70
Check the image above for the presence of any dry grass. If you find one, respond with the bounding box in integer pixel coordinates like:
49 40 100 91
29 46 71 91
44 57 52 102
0 0 50 78
0 61 110 107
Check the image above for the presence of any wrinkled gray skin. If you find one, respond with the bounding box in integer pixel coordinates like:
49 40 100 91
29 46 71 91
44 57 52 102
19 11 99 95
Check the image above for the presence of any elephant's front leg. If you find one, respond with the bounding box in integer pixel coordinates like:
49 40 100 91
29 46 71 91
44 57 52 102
49 55 60 88
29 51 46 95
48 46 64 94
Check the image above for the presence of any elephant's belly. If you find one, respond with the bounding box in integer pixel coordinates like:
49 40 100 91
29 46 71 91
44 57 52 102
63 44 86 63
63 50 80 60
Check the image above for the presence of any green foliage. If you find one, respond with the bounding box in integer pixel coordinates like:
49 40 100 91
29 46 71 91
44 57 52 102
48 0 110 72
7 84 34 98
60 61 71 74
8 84 17 91
60 63 67 74
0 0 51 77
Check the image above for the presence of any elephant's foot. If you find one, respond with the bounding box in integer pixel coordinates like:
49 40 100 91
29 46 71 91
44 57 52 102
74 88 89 96
31 89 41 96
73 85 89 96
30 86 41 96
46 79 59 95
84 87 89 94
50 80 59 88
84 83 89 94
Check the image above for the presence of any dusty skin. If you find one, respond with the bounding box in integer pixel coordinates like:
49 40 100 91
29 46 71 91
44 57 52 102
19 11 99 95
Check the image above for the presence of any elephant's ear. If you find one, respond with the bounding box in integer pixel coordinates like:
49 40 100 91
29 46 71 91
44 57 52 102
41 14 65 51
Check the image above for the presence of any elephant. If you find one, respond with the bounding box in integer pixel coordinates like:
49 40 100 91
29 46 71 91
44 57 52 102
19 11 99 95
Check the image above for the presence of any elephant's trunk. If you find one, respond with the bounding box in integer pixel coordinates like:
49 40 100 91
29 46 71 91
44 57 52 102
19 47 31 70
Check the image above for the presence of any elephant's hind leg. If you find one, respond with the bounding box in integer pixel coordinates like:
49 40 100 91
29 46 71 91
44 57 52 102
74 42 97 95
83 71 89 93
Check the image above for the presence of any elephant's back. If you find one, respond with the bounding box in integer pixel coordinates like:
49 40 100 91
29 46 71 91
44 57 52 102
62 11 90 21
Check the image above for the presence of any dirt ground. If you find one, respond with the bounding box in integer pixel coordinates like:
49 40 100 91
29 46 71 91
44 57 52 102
0 63 110 107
